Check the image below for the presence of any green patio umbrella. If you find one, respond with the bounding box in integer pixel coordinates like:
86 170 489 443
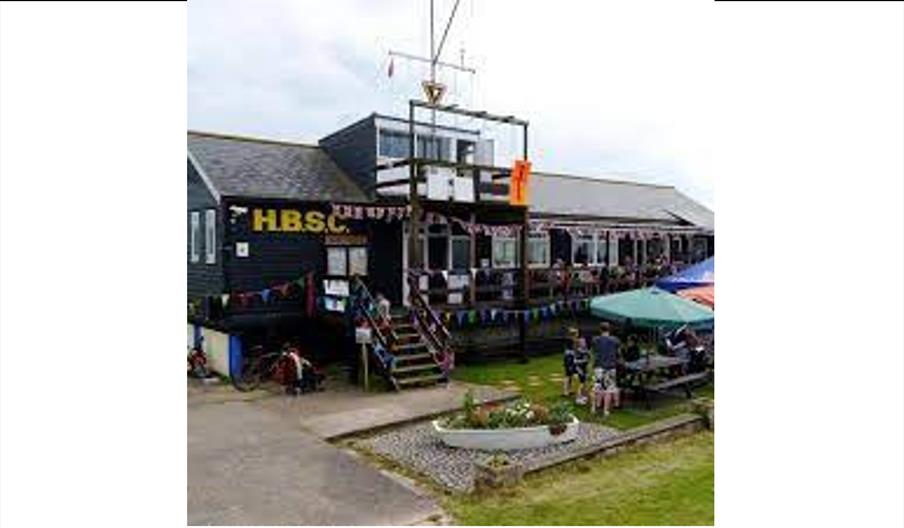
589 287 714 331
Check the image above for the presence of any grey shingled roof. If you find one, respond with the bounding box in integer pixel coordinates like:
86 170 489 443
530 172 714 230
187 131 369 202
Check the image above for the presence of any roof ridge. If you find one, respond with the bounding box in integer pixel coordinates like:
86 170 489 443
532 170 675 190
187 130 320 149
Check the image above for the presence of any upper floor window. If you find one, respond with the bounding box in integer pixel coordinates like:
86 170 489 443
190 211 200 263
572 233 609 267
417 135 450 160
573 235 594 266
492 236 518 268
379 130 409 158
204 209 216 264
528 234 550 268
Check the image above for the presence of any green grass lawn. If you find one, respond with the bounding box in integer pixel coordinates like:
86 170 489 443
443 431 714 526
452 352 713 430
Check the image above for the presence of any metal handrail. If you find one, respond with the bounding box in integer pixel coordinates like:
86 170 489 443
406 271 453 367
350 277 391 351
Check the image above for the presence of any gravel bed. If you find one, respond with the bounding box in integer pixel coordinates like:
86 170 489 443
354 421 620 492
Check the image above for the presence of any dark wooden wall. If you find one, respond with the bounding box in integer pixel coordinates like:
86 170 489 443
319 116 377 197
187 160 224 300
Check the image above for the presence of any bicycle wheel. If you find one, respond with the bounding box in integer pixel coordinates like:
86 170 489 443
232 356 264 392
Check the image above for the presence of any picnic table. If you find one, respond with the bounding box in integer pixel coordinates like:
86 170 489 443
620 354 708 409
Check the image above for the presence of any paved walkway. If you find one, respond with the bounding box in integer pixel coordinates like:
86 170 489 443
279 382 518 440
189 388 440 525
187 379 515 525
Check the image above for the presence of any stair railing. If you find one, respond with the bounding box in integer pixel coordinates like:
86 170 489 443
406 270 454 376
350 277 399 389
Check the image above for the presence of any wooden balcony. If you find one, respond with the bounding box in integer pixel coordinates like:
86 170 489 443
408 263 680 311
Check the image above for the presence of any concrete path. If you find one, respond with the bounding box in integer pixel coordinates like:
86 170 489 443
188 385 441 526
279 382 519 440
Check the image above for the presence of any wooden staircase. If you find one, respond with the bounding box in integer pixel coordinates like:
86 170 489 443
351 277 454 391
385 312 446 388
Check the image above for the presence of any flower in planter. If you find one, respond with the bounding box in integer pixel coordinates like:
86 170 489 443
486 453 511 469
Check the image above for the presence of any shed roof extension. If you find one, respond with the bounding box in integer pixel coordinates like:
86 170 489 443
187 131 369 203
530 172 714 230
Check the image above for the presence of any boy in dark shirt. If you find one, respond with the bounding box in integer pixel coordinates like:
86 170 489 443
591 322 622 416
563 327 589 402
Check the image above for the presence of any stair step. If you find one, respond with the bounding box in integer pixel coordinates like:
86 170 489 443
394 352 432 362
392 363 440 374
393 342 427 352
396 373 445 386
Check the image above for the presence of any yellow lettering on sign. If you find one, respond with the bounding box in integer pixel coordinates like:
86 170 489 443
327 214 348 234
304 211 326 233
280 209 303 232
252 209 279 231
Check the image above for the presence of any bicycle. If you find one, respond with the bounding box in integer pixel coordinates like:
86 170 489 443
231 345 289 392
187 345 211 379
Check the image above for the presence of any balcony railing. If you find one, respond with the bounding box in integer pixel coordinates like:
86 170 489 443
407 262 684 310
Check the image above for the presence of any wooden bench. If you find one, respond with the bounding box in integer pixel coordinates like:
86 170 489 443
638 372 710 408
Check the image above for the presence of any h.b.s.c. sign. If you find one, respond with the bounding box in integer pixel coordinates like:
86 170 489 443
250 208 351 234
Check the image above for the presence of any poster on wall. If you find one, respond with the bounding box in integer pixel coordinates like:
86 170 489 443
327 247 347 276
349 247 368 276
323 279 350 297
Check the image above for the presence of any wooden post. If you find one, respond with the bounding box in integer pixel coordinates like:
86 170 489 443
469 212 477 307
518 123 530 363
360 343 369 392
408 101 422 272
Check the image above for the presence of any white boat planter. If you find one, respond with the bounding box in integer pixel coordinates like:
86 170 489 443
433 416 580 451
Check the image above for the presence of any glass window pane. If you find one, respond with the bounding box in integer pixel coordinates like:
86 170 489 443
596 235 607 265
379 130 410 158
574 236 592 265
528 235 549 266
451 238 470 270
493 237 517 268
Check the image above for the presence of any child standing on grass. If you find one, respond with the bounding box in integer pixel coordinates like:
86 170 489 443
563 327 590 405
563 328 578 397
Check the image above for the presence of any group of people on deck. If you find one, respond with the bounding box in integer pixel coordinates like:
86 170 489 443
562 322 624 417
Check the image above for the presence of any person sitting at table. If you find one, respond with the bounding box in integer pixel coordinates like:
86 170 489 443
624 334 642 363
591 322 623 417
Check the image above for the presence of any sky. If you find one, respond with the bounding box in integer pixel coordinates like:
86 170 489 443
189 0 719 209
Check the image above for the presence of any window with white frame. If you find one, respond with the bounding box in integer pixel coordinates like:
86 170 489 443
572 235 594 266
572 233 612 266
528 233 550 268
190 212 200 263
492 236 518 268
596 235 608 265
204 209 216 264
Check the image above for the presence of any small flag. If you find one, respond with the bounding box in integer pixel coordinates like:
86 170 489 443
221 294 230 308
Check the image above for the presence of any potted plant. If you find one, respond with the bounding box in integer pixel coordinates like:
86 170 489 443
473 452 524 490
434 391 580 451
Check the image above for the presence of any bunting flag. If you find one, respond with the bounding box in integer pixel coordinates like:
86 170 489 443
260 289 271 304
329 203 523 236
221 294 230 308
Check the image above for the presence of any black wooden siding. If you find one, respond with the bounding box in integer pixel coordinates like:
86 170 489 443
367 221 403 304
223 199 350 292
318 117 377 198
187 160 224 300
